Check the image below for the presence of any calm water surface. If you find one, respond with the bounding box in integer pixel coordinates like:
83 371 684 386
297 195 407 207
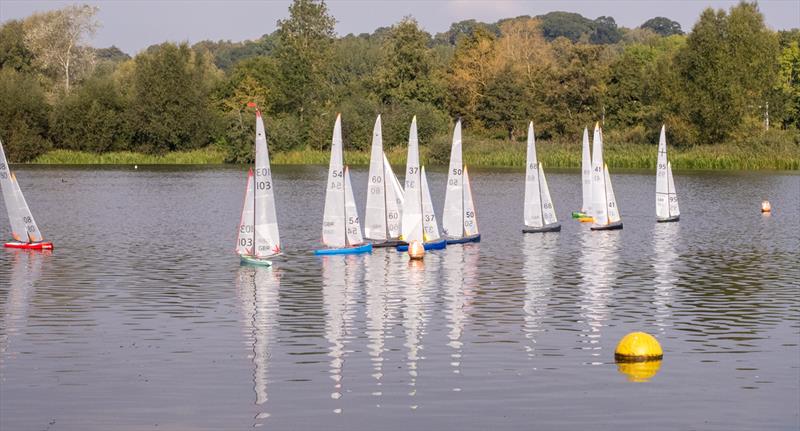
1 166 798 430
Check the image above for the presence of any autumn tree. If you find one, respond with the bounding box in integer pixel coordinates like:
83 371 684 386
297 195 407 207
23 4 99 93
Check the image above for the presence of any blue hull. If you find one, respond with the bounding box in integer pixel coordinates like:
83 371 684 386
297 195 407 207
445 234 481 244
396 238 447 252
314 243 373 255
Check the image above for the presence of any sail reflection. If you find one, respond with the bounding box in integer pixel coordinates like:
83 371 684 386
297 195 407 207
653 223 679 333
236 265 281 425
403 258 430 408
579 231 619 363
363 251 402 402
1 250 45 366
442 245 479 387
521 234 558 359
321 255 363 413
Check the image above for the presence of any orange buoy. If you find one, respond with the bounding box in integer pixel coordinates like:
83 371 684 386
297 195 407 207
578 217 594 223
408 240 425 260
761 200 771 213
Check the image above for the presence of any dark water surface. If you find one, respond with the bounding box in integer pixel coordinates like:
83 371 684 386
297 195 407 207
1 166 798 431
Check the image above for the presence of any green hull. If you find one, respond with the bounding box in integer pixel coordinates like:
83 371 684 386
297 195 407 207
571 211 589 219
240 255 273 267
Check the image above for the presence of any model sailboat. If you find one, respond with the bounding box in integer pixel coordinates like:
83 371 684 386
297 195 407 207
397 116 446 251
364 115 406 247
572 127 592 219
315 114 372 255
656 125 680 223
237 109 281 265
522 122 560 233
442 120 480 244
1 139 52 250
589 123 623 231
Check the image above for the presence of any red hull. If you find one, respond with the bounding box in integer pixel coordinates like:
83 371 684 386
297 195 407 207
4 241 54 250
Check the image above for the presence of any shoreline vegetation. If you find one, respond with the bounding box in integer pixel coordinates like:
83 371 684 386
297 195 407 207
29 139 800 170
2 2 799 172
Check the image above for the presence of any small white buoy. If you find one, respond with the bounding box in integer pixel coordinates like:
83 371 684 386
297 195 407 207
761 200 771 213
134 165 138 170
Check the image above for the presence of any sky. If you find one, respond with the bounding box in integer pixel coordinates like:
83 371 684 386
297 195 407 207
1 0 798 55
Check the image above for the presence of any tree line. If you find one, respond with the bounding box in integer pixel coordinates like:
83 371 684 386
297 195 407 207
0 1 797 163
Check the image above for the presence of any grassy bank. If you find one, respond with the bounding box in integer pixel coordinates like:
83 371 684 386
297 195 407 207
29 140 799 170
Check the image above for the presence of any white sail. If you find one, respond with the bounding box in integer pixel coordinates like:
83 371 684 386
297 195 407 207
463 165 478 236
421 166 440 241
539 163 558 226
524 122 543 228
253 111 280 257
401 117 423 243
364 115 387 240
667 161 680 217
581 127 592 213
591 123 609 226
0 140 27 242
442 120 463 238
604 164 621 223
236 169 255 255
344 167 364 246
384 154 403 239
655 125 670 220
10 174 43 242
322 114 346 248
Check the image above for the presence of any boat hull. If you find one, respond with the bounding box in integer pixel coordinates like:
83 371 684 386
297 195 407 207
590 221 623 231
396 238 447 252
4 241 54 250
445 234 481 244
240 254 273 266
571 211 589 219
370 239 406 248
656 216 680 223
523 223 561 233
314 243 373 255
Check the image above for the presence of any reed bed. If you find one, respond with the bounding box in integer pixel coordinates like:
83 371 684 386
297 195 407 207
32 147 226 164
30 140 798 170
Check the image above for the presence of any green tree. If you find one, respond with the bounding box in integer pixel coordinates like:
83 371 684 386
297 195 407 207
776 41 800 128
641 17 684 36
0 20 35 73
477 67 527 140
676 2 779 144
50 74 129 152
0 69 50 161
128 43 222 153
274 0 336 127
375 17 441 105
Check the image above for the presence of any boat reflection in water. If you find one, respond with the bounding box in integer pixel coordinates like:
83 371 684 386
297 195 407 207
653 222 680 333
521 234 558 360
442 244 479 390
1 250 46 368
578 229 619 364
236 264 281 426
363 251 403 404
321 254 363 414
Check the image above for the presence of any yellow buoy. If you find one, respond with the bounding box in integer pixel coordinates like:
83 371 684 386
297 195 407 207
408 240 425 260
617 360 662 382
578 217 594 223
615 332 663 362
761 200 771 213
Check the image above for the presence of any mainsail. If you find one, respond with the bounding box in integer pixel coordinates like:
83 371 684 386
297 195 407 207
401 117 424 244
322 114 346 248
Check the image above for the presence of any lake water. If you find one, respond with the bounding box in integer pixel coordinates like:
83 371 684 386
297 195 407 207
1 166 798 431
